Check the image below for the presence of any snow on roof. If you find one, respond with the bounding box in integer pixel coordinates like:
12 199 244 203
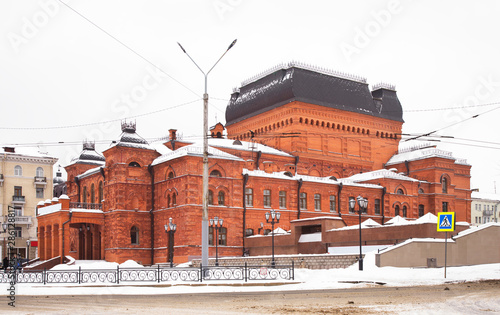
361 218 381 227
0 146 58 160
150 141 172 155
273 227 289 235
384 215 409 225
290 216 344 224
344 169 421 183
386 144 469 166
208 138 293 157
298 232 322 243
152 143 244 166
471 191 500 202
76 166 102 180
414 212 437 224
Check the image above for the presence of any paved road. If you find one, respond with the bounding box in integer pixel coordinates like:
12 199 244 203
2 280 500 314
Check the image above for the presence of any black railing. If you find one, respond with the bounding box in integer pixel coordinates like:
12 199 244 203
0 263 294 285
34 176 47 183
69 202 102 210
12 195 25 202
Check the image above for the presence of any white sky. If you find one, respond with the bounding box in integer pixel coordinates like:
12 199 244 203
1 0 499 193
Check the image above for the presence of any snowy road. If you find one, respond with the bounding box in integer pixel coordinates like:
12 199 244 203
2 280 499 314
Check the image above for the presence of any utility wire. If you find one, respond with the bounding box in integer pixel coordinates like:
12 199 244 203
0 99 200 130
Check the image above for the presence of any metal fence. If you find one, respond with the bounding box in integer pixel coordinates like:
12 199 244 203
0 262 294 285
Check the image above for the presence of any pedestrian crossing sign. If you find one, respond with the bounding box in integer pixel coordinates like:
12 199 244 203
437 212 455 232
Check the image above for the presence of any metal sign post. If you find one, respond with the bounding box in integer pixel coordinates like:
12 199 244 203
437 212 456 278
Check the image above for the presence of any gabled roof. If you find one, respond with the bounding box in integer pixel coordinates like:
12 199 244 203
386 143 469 166
343 168 421 183
152 143 244 166
226 62 404 126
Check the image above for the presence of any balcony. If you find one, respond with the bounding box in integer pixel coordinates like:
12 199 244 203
70 202 103 211
483 210 493 216
12 195 26 203
5 215 32 225
34 176 47 187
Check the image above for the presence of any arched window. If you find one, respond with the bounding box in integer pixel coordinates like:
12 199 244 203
395 205 400 216
397 188 404 195
130 226 139 245
168 172 174 179
82 186 87 203
218 191 225 206
91 184 95 204
402 205 407 217
172 193 176 206
98 181 103 203
208 190 214 205
441 177 448 193
36 167 44 177
167 195 171 207
418 188 424 194
210 170 222 177
14 165 22 176
128 161 140 167
418 205 424 217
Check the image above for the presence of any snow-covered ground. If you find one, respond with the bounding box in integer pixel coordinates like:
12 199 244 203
3 252 499 296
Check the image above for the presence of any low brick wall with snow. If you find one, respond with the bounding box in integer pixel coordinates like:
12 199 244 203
192 253 361 269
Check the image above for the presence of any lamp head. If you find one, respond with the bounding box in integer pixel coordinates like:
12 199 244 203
265 212 270 222
228 39 237 50
177 42 186 53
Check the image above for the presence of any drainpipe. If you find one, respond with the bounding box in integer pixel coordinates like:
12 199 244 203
337 182 343 217
61 211 73 264
148 165 155 265
381 187 387 224
242 173 249 256
294 156 299 175
297 178 303 219
256 151 262 170
404 160 410 176
99 167 105 180
75 176 81 202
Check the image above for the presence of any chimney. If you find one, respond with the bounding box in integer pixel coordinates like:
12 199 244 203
169 129 177 141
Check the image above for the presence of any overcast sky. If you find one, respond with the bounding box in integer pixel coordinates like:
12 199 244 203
1 0 499 194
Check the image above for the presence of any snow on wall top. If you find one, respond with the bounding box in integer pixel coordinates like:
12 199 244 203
386 143 469 166
343 169 421 183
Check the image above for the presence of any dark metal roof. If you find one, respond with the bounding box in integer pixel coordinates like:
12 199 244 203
225 66 404 126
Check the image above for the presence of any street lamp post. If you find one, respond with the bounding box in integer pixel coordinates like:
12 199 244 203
350 196 368 271
209 217 223 266
177 39 237 268
1 223 7 260
164 218 177 268
26 240 31 265
265 209 281 267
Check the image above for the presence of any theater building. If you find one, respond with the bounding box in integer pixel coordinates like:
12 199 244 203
36 63 472 264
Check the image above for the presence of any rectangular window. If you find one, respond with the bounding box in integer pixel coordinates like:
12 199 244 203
245 188 253 207
299 192 307 210
329 195 336 212
374 199 381 215
263 189 271 208
349 197 355 213
14 186 22 196
219 227 227 246
209 226 214 245
36 187 44 199
14 206 23 217
279 191 286 209
314 194 321 211
14 227 22 238
442 202 448 212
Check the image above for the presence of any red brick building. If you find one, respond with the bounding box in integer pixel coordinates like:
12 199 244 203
37 63 471 264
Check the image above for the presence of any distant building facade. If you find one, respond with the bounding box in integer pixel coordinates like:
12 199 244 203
0 147 57 259
471 191 499 226
36 63 472 264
